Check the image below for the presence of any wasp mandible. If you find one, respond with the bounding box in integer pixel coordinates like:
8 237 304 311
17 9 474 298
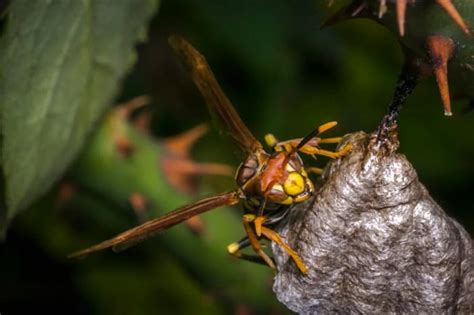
69 36 352 273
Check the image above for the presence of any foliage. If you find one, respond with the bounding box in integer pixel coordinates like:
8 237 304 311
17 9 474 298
0 0 158 231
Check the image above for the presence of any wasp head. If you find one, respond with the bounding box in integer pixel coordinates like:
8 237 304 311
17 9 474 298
235 149 314 206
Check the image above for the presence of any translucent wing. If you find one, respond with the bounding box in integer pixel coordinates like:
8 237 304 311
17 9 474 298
69 191 240 259
169 35 262 154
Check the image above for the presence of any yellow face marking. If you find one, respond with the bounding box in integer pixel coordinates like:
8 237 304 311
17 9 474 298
285 163 296 172
280 196 293 205
271 184 284 192
267 184 293 204
305 178 314 192
283 172 305 196
294 192 311 203
301 168 308 177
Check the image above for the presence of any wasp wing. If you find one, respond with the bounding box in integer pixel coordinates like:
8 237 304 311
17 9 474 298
169 35 262 154
68 191 240 259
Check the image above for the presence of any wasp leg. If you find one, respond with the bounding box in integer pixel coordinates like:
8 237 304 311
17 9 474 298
260 226 309 273
228 215 308 272
272 136 342 152
240 214 276 270
254 215 266 237
318 137 342 144
270 140 298 153
270 122 345 154
306 167 324 175
298 142 352 159
227 237 270 266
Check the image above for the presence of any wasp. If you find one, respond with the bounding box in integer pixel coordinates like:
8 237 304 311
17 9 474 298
69 36 352 273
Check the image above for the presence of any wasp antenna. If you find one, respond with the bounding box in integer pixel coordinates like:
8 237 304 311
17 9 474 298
295 121 338 152
295 129 319 151
436 0 470 35
426 35 455 116
396 0 408 37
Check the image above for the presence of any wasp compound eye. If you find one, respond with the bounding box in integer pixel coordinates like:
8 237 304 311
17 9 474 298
235 155 259 186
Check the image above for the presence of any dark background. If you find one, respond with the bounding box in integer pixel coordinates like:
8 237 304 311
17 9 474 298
2 1 473 314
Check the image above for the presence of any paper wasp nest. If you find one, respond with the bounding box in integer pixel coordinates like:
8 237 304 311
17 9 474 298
272 131 473 314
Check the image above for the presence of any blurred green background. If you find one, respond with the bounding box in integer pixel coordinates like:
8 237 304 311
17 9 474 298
2 1 473 314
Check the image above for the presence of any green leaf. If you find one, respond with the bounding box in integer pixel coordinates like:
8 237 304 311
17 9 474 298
0 0 159 230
